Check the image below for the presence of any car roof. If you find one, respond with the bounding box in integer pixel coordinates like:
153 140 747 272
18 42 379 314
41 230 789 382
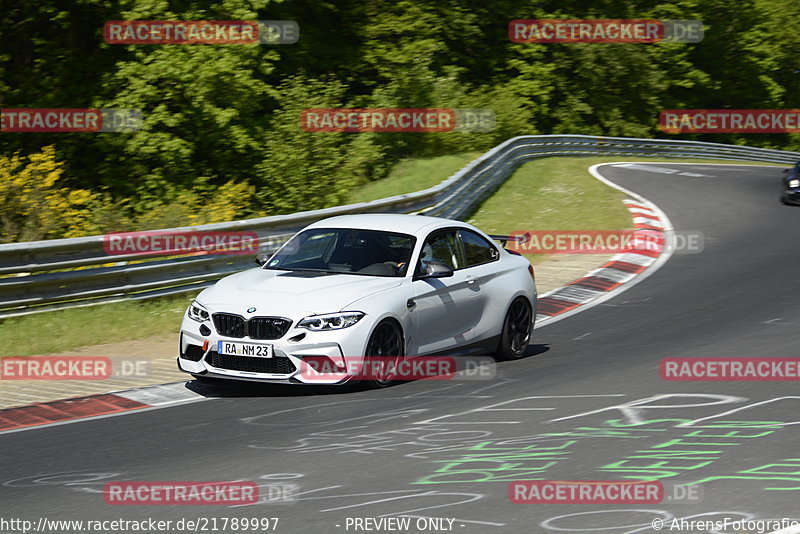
305 213 463 236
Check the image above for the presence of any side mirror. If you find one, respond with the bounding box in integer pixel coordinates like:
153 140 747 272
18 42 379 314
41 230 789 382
783 168 792 174
417 261 454 279
254 252 272 266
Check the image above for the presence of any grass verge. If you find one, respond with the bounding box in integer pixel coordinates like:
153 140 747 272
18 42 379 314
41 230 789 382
467 157 781 265
346 152 482 203
3 293 197 357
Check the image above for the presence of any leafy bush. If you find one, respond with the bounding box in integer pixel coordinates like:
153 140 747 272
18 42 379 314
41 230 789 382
0 146 96 242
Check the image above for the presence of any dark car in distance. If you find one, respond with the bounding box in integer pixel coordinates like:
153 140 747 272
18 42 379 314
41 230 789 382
782 162 800 205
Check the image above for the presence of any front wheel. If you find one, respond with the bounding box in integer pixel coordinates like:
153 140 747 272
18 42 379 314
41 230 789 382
362 320 405 388
494 297 532 361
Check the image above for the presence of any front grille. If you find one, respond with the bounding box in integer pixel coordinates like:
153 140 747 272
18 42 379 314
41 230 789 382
212 313 291 340
182 344 205 362
249 317 292 340
209 352 296 374
213 313 245 337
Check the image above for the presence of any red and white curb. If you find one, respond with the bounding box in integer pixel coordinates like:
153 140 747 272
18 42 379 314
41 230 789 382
535 163 675 327
0 382 208 434
535 198 667 323
0 162 676 435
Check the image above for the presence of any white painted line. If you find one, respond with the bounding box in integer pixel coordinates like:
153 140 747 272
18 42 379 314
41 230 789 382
613 162 786 167
613 163 712 176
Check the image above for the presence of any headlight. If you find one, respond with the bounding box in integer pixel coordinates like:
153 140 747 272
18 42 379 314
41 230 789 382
298 312 365 331
790 179 800 188
187 301 210 322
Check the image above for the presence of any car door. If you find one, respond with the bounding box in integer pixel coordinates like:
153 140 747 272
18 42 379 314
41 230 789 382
456 228 503 341
410 229 484 355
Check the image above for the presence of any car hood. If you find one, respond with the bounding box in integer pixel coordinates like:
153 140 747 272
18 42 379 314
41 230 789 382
197 268 403 317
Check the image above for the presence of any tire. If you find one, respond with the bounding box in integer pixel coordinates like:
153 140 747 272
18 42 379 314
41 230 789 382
362 320 405 389
494 297 532 361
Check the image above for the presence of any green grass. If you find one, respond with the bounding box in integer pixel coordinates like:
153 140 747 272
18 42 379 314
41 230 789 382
1 293 197 357
346 152 482 203
2 156 781 355
469 157 782 234
467 157 781 264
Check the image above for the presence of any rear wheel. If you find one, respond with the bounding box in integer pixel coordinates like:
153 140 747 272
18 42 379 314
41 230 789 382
494 297 532 360
362 320 404 388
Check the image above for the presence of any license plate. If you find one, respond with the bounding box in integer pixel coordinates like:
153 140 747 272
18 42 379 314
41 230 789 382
217 341 273 358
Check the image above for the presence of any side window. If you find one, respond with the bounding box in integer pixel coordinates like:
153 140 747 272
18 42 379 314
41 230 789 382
417 231 460 274
459 229 498 268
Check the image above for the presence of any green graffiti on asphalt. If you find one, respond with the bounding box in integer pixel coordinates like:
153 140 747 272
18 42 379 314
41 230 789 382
412 419 786 486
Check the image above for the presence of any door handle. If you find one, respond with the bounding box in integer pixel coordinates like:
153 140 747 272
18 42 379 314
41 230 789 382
466 276 477 285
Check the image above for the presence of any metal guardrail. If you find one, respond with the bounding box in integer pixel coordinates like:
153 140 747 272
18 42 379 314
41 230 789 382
2 134 799 318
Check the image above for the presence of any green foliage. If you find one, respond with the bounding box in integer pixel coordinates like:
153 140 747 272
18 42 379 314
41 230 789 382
0 146 96 242
1 0 799 240
254 76 386 214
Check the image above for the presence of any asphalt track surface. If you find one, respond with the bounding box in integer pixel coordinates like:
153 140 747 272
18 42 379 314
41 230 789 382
4 163 800 534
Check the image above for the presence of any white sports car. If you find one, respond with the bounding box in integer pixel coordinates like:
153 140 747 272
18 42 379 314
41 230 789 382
178 213 536 387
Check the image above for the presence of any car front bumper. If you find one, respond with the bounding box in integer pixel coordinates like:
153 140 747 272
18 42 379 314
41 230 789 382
784 189 800 205
177 314 371 385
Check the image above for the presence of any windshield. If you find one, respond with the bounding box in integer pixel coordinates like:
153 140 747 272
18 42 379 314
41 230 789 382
264 228 416 277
